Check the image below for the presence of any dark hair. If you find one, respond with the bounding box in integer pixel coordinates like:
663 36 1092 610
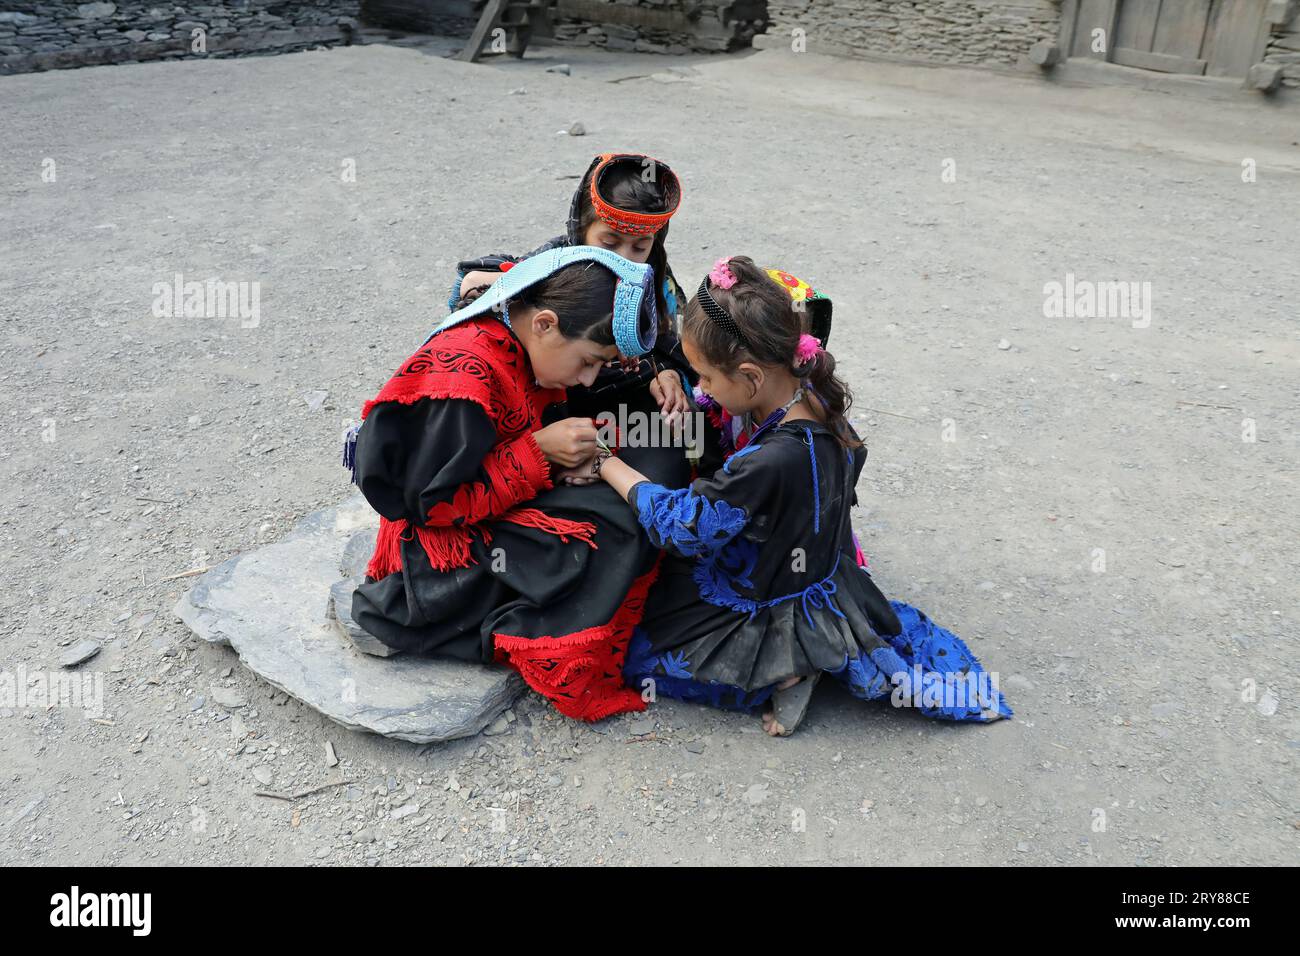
575 161 673 334
508 261 620 346
683 256 860 448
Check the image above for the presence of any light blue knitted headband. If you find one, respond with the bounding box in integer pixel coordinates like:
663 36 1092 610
432 245 658 356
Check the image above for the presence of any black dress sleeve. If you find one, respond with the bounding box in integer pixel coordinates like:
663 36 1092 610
455 235 565 275
353 398 499 525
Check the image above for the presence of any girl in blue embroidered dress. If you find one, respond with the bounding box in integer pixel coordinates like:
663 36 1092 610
588 255 1012 736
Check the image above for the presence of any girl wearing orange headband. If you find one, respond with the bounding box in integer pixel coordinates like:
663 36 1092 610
454 153 698 485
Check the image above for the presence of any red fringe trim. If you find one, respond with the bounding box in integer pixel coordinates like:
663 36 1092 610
492 558 660 722
501 508 598 548
509 431 554 494
366 517 493 578
365 509 597 582
365 518 405 580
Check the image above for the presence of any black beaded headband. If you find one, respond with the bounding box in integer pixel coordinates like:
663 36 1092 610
697 278 752 352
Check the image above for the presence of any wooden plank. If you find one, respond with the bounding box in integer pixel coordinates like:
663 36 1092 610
1203 0 1270 78
1116 0 1163 52
457 0 509 62
1058 0 1081 57
1068 0 1118 58
1152 0 1213 59
1113 45 1209 72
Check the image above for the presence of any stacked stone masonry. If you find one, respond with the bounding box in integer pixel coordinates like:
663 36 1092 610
4 0 1292 90
764 0 1061 66
549 0 768 54
1263 8 1300 87
0 1 361 74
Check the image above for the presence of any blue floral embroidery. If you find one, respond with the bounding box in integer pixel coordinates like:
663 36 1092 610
831 652 890 700
634 483 748 560
660 650 692 679
879 600 1014 721
716 536 758 590
692 537 761 615
623 629 774 714
824 600 1013 722
692 545 848 630
622 627 658 676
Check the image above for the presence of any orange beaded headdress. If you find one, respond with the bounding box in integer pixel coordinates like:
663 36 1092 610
585 153 682 237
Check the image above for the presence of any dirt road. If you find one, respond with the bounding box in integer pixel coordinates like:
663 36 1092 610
1 39 1296 865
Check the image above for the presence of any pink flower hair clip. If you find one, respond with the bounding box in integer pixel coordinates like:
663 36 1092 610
795 333 822 364
709 257 738 289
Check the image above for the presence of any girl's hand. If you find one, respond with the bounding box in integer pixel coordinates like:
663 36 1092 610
554 455 601 486
650 369 690 422
534 418 598 469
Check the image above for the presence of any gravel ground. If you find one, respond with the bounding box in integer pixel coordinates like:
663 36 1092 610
1 39 1297 866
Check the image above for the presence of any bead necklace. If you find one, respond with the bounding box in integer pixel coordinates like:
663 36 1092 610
746 387 805 445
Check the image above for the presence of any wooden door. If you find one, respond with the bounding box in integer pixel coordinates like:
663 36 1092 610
1202 0 1269 77
1068 0 1268 78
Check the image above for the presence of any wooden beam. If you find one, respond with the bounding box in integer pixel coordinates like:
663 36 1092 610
1100 0 1120 62
1113 46 1208 73
1058 0 1081 58
457 0 509 62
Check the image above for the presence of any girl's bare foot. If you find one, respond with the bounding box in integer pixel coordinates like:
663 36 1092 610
761 708 786 736
761 676 807 736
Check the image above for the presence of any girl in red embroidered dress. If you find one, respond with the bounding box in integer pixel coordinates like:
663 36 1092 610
351 256 660 721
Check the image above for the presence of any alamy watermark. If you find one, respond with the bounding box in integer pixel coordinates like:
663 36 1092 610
1 665 104 718
595 406 704 456
49 886 151 936
889 665 1003 716
151 273 261 328
1043 273 1152 328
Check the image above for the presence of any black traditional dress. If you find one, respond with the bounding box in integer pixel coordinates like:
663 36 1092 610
350 315 657 721
621 418 1013 722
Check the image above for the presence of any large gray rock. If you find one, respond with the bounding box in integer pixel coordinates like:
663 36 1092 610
340 527 376 579
174 494 524 744
329 575 401 658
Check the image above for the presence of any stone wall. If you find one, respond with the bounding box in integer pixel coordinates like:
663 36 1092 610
0 1 361 75
760 0 1061 67
1262 3 1300 88
359 0 768 54
550 0 768 54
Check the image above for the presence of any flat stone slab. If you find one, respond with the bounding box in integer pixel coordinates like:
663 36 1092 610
174 493 524 744
329 575 402 658
340 526 376 579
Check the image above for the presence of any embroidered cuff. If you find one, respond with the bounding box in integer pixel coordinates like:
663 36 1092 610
509 431 554 495
632 481 748 560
